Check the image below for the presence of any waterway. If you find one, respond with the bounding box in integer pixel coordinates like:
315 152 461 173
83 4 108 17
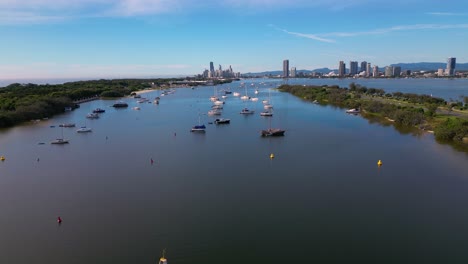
0 79 467 264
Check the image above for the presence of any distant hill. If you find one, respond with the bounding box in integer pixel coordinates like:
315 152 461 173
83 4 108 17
390 62 468 71
242 62 468 76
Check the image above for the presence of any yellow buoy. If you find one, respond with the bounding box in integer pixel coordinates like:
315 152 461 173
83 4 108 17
377 160 382 166
270 153 275 159
0 156 5 161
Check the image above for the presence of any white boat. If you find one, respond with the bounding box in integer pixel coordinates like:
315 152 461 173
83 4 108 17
264 104 273 110
133 106 140 110
213 100 224 105
346 108 360 114
51 138 69 144
262 100 269 104
76 126 92 133
210 96 218 102
211 105 223 109
137 98 148 103
208 109 222 115
86 113 99 119
240 95 249 100
233 92 240 97
254 89 259 94
221 95 227 99
260 110 273 116
51 127 69 144
250 97 259 102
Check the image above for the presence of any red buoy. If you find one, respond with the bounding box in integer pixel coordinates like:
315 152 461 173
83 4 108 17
57 216 62 224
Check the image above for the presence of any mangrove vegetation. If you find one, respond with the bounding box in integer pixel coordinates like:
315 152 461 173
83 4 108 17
279 84 468 149
0 78 231 128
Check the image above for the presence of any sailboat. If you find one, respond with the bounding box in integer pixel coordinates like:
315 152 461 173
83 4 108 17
263 88 273 109
261 112 285 137
158 249 168 264
191 114 206 132
76 120 92 133
51 127 70 144
240 86 249 100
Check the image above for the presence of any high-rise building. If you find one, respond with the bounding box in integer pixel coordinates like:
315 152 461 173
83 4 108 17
209 62 214 75
446 57 456 76
350 61 358 75
290 67 297 78
385 66 394 77
366 63 371 77
393 66 401 77
283 60 289 77
372 65 379 77
437 69 444 77
360 61 367 73
338 61 346 77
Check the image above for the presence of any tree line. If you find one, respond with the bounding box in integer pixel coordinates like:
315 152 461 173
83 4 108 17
0 78 231 128
278 84 468 146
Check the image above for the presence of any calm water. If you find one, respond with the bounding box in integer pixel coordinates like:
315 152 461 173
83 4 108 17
1 79 468 264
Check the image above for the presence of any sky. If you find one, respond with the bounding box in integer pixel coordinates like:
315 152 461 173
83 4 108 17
1 0 468 80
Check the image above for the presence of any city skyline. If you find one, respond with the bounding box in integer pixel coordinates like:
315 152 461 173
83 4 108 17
1 0 468 79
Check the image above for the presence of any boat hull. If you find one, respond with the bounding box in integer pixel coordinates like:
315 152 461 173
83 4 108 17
261 129 285 137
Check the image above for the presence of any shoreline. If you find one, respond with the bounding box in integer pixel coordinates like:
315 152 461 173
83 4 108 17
134 88 158 95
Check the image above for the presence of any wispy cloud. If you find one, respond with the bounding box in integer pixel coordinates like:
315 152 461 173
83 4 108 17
426 12 468 16
222 0 371 10
0 0 188 23
0 0 375 24
323 24 468 37
0 11 66 24
274 23 468 42
269 25 335 43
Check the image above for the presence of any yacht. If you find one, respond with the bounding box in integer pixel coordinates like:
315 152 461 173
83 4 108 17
260 111 273 117
346 108 360 114
59 123 75 128
86 113 99 119
264 104 273 110
208 109 222 116
240 108 255 114
261 128 285 137
50 138 69 144
214 118 230 124
76 126 92 133
112 101 128 108
92 108 105 113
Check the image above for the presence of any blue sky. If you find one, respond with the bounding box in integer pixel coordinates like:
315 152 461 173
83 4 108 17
1 0 468 80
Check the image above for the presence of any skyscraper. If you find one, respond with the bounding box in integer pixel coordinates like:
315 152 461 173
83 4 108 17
393 66 401 77
350 61 358 75
338 61 346 77
446 57 456 76
209 62 214 77
283 60 289 78
360 61 367 73
385 66 394 77
291 67 296 77
372 65 379 77
366 63 371 77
